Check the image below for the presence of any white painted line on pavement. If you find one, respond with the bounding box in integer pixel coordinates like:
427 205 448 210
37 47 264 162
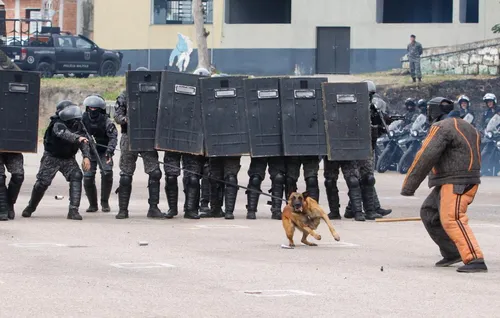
242 290 316 297
110 263 176 269
9 243 67 248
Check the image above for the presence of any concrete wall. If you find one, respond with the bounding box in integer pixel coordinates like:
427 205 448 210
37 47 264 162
93 0 500 75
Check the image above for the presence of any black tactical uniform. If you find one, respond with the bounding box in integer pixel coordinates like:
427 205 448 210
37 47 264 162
163 151 204 219
114 90 165 220
0 152 24 220
345 84 392 220
22 104 91 220
246 157 286 220
200 157 241 220
81 95 118 213
284 156 320 202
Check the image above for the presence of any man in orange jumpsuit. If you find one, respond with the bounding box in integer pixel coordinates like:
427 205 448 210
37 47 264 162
401 97 487 273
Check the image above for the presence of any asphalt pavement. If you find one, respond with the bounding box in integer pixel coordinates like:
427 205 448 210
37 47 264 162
1 147 499 317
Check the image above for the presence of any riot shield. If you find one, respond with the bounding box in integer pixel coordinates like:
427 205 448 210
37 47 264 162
244 77 284 157
200 76 250 157
322 82 371 161
0 70 40 153
280 77 328 156
126 70 162 151
155 71 204 155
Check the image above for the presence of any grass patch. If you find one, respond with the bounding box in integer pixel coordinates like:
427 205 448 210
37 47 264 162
41 76 125 100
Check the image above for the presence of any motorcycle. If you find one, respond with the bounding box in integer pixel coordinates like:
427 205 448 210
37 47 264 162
397 114 428 174
376 120 408 173
480 113 500 176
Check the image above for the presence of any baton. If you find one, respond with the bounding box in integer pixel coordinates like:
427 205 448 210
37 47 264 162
81 122 108 175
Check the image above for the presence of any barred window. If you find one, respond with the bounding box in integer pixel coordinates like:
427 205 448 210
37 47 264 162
152 0 213 24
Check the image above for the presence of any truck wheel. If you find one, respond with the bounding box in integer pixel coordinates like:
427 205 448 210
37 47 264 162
37 62 54 78
99 60 117 77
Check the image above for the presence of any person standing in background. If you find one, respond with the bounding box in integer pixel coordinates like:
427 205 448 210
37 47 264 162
407 35 423 83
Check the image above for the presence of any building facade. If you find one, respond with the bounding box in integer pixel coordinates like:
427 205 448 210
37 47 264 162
94 0 499 75
1 0 89 38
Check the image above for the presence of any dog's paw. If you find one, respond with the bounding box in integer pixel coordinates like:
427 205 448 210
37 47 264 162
314 234 322 240
289 243 295 247
310 242 318 246
334 234 340 241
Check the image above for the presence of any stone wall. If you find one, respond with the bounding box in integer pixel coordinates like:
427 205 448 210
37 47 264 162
401 37 500 76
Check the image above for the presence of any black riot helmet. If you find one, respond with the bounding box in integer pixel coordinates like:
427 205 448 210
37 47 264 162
417 99 427 114
59 105 83 122
427 97 454 124
404 98 417 111
84 95 107 120
56 100 77 115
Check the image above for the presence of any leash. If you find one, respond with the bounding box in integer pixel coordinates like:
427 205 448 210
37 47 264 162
92 142 289 203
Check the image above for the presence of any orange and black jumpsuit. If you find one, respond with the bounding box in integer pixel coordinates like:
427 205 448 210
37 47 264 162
401 117 484 264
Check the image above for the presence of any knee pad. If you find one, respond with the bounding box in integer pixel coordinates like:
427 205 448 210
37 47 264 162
34 180 49 192
225 174 238 185
185 175 199 186
69 170 83 182
148 169 162 181
166 175 178 186
10 173 24 185
272 172 285 185
119 175 132 187
324 178 337 190
102 171 113 182
249 174 262 188
305 176 318 188
346 176 360 189
83 175 95 183
361 174 376 187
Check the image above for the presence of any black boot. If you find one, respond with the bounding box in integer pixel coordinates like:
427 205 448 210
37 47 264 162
325 178 341 220
7 173 23 220
305 176 320 203
83 176 98 213
418 77 422 82
147 170 166 219
0 176 9 221
199 164 210 213
224 175 238 220
344 201 354 219
457 258 488 273
269 173 285 220
360 176 382 220
68 177 83 220
116 175 132 219
246 175 262 220
100 171 113 212
345 176 365 221
374 188 392 216
183 175 201 219
165 175 179 218
412 77 416 82
22 181 48 218
201 180 225 218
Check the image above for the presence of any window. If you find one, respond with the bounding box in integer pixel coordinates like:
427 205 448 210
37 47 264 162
377 0 453 23
152 0 213 24
460 0 478 23
225 0 291 24
57 36 74 48
76 37 92 49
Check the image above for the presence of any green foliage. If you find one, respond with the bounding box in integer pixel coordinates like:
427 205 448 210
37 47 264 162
492 24 500 34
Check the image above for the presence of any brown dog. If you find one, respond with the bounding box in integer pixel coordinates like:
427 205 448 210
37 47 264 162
282 192 340 247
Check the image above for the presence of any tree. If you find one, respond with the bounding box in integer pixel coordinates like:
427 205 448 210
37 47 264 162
192 0 210 70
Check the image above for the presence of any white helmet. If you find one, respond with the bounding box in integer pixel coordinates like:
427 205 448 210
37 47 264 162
363 80 376 94
458 95 470 103
483 93 497 104
193 68 210 76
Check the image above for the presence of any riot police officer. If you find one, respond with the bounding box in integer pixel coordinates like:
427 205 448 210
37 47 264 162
82 95 118 213
285 157 321 205
481 93 497 130
417 99 427 115
199 160 211 213
114 67 166 220
403 98 419 127
22 104 91 220
457 95 471 117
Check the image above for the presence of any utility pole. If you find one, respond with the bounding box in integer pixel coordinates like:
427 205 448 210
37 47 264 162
192 0 210 70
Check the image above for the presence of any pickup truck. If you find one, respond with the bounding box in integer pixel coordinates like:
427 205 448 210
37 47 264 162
0 33 123 78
